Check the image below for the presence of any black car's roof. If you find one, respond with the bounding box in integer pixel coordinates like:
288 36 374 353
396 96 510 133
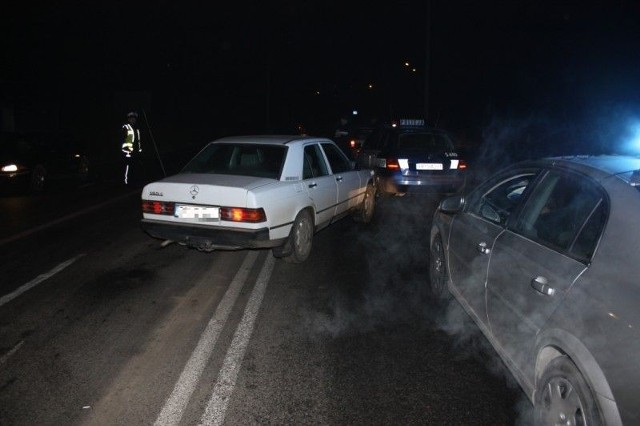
374 124 446 133
514 155 640 184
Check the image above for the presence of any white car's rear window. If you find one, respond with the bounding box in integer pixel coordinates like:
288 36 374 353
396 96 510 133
181 143 286 179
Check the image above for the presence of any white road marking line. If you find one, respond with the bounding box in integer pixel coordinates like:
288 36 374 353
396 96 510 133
0 254 86 308
0 340 24 366
154 251 259 426
199 253 275 426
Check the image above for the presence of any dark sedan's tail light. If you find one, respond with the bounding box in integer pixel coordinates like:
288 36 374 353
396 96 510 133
458 159 468 170
142 200 175 215
385 158 401 170
220 207 266 223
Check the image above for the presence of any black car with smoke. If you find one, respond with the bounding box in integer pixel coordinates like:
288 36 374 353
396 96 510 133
430 154 640 425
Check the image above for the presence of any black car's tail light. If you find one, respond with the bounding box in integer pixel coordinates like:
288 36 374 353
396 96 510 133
385 158 401 170
458 159 468 170
220 207 266 223
142 200 175 215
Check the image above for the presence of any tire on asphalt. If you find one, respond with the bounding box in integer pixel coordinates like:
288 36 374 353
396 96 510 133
429 233 449 300
30 164 47 192
353 183 376 223
282 209 314 264
534 355 602 426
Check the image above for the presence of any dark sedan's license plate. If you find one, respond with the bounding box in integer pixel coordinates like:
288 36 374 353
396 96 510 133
416 163 443 170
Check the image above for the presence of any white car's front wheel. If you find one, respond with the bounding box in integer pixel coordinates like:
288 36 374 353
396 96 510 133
283 210 314 264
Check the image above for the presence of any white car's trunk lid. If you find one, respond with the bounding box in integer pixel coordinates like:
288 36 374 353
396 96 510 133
142 173 276 207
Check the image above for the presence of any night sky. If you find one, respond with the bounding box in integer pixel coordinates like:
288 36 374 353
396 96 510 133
2 1 639 158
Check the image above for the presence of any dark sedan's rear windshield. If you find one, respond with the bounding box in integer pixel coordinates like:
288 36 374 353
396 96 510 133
181 143 286 179
397 132 455 153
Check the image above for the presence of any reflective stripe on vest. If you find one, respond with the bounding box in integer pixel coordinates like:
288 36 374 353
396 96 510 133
122 124 141 152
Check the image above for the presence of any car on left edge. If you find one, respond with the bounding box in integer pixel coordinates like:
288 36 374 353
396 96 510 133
0 131 90 193
140 135 377 263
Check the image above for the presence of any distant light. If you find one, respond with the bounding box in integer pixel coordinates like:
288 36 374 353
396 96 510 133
620 118 640 154
352 110 358 116
412 68 417 72
1 164 18 172
630 121 640 150
404 62 410 67
315 91 320 95
368 83 374 89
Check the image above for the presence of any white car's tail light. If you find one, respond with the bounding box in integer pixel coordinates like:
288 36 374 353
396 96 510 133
220 207 266 223
142 200 175 215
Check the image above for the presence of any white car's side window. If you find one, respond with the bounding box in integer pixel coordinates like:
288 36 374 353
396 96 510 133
303 144 330 179
321 143 352 174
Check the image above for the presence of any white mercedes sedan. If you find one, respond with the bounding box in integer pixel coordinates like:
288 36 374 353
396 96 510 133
140 135 376 263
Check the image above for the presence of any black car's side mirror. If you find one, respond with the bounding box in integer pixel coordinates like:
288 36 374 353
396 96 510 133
438 194 464 213
480 204 501 223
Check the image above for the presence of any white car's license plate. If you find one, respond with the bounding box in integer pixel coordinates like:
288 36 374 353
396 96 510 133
175 204 219 221
416 163 443 170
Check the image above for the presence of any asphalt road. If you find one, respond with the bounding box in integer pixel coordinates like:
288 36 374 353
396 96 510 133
0 182 529 425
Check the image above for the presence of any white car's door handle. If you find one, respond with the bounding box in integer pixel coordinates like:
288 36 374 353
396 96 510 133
336 176 343 182
531 276 556 296
477 241 491 255
308 183 317 188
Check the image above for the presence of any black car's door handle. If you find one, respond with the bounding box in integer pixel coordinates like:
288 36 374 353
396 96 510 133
308 183 317 188
531 276 556 296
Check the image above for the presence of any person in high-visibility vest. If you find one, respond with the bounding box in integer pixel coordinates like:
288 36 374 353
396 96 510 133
121 111 142 184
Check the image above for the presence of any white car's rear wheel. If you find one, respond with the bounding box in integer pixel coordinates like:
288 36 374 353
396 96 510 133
282 210 313 263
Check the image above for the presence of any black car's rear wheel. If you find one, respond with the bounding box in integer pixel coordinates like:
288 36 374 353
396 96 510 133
429 234 448 299
535 356 602 426
78 155 90 182
30 164 47 192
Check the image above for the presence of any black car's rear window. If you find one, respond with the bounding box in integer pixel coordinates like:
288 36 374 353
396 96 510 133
181 143 286 179
396 132 455 153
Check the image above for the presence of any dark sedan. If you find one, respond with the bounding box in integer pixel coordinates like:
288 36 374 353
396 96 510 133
358 119 467 195
430 155 640 425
